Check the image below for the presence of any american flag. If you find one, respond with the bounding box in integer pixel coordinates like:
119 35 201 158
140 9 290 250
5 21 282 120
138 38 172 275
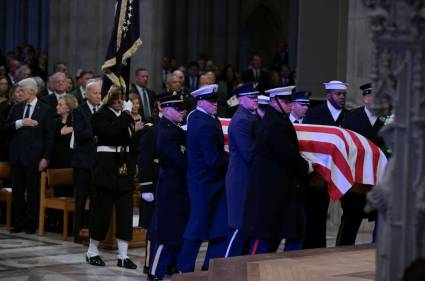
220 118 388 201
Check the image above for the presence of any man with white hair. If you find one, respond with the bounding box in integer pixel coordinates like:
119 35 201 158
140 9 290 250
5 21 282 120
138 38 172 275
6 77 54 234
41 72 69 110
71 79 102 242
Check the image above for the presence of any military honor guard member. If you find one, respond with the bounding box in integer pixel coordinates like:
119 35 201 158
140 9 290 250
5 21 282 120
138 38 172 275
177 84 228 272
242 86 311 254
289 91 311 124
337 82 385 246
148 91 189 281
302 80 349 249
224 82 259 257
256 94 270 118
85 86 143 269
137 102 160 274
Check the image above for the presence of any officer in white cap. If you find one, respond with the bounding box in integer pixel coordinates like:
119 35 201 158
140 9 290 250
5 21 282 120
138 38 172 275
302 80 350 250
177 84 228 272
241 86 311 254
256 95 270 118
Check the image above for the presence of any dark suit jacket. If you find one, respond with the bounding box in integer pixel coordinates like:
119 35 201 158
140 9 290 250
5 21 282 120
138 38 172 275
91 108 135 191
71 87 85 105
150 117 189 245
6 100 54 167
303 102 349 127
40 93 59 110
0 101 11 161
241 69 269 91
129 83 156 122
72 102 96 169
184 76 200 93
242 106 308 240
185 109 228 240
342 106 385 149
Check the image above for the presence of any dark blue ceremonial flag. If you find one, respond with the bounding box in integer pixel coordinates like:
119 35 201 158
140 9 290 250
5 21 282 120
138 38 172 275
101 0 142 100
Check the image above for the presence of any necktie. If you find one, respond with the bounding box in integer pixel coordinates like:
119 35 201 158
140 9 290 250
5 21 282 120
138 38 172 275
142 88 151 120
24 104 31 118
92 106 97 114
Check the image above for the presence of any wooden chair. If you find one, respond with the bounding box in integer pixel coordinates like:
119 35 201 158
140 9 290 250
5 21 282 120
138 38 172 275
0 162 12 230
38 168 74 240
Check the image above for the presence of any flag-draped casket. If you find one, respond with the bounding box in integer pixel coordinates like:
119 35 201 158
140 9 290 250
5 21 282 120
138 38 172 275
219 118 387 201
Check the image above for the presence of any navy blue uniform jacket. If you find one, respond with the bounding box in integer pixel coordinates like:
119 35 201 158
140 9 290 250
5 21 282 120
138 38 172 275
242 106 308 240
225 106 257 229
6 100 54 167
150 117 189 245
185 109 228 240
303 102 348 127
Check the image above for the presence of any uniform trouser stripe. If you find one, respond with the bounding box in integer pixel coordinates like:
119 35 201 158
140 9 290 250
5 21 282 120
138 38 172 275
151 244 164 275
145 240 151 266
251 239 259 255
225 229 239 258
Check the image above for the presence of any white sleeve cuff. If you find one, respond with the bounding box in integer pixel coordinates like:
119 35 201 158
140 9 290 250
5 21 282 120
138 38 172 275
15 119 23 130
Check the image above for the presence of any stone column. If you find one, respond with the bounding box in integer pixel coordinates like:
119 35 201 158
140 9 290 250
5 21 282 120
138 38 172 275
49 0 164 93
345 0 374 107
296 0 349 99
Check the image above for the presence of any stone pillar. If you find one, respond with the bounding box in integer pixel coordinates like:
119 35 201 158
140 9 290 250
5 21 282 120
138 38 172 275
296 0 349 99
345 0 374 107
363 1 425 280
49 0 164 93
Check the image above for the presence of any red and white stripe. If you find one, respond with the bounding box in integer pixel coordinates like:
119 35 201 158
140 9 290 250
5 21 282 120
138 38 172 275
220 119 388 201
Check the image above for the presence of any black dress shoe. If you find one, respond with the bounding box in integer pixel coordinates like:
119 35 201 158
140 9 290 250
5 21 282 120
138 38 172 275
10 227 25 233
143 266 150 274
117 258 137 269
147 274 162 281
86 255 106 266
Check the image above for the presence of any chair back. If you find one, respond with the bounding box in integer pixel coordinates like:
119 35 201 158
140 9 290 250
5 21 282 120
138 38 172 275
0 162 11 179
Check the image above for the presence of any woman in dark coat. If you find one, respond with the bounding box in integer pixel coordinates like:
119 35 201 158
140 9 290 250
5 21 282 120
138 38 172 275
50 94 78 169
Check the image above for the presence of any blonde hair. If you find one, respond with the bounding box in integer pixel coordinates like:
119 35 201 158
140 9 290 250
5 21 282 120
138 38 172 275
59 94 79 110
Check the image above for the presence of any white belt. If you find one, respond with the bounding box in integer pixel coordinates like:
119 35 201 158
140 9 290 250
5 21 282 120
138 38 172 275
97 146 130 153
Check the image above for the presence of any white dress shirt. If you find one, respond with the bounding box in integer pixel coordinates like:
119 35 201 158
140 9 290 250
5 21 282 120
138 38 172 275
15 97 38 129
326 100 342 122
364 107 377 126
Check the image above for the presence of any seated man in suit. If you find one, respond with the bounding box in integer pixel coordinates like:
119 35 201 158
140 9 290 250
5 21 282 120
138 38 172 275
71 79 101 242
41 72 69 111
6 77 54 234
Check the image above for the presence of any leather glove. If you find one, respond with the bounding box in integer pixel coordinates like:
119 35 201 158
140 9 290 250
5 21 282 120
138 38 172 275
141 192 154 202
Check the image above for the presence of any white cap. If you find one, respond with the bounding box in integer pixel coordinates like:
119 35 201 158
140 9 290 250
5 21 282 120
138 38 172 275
190 84 219 100
258 95 270 105
265 86 295 98
323 80 348 91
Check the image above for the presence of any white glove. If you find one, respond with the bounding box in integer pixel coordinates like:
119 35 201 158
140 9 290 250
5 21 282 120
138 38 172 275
141 192 154 202
123 100 133 112
307 161 314 174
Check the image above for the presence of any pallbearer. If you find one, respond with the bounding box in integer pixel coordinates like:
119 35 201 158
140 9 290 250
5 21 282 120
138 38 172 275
148 91 189 281
242 86 312 254
289 91 311 124
224 82 259 257
177 84 228 272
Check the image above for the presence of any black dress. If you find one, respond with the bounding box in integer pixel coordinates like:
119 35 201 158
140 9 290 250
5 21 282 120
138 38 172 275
50 117 73 169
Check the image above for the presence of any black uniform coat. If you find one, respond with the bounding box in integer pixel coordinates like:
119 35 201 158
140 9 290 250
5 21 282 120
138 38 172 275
242 106 309 240
303 102 348 127
91 107 135 191
137 115 160 228
149 117 189 245
342 106 385 149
